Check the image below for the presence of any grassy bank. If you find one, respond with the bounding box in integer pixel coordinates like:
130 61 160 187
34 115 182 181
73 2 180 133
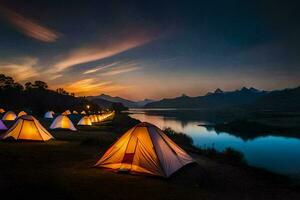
0 113 299 199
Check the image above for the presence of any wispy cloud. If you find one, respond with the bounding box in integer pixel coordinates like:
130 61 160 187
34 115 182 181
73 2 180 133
0 6 59 42
54 78 132 96
0 57 39 81
49 74 63 80
101 65 141 76
62 79 111 95
83 62 119 75
54 31 156 72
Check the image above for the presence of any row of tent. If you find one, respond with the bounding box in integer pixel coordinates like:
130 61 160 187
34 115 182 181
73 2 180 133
0 114 195 177
0 110 115 132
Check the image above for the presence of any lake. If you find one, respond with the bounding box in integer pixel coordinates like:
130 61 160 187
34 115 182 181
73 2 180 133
127 109 300 177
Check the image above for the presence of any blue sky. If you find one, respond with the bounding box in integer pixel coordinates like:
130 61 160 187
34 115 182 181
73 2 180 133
0 0 299 100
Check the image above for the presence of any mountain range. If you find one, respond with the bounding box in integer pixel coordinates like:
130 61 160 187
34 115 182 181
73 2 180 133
144 87 268 109
87 94 155 108
86 86 300 112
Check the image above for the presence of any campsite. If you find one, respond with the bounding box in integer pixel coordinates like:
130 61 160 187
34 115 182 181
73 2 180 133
1 0 300 199
0 111 300 199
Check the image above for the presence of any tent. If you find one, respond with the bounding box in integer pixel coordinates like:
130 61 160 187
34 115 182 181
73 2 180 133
62 110 71 115
44 111 54 118
18 111 27 117
97 115 103 122
95 122 195 177
2 115 54 141
73 110 78 114
77 116 92 126
2 111 17 121
89 115 95 123
93 115 99 123
81 111 86 115
0 120 7 130
50 115 77 131
64 110 71 115
0 108 5 113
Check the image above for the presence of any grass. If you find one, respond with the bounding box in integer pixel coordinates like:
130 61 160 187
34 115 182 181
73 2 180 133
0 114 300 199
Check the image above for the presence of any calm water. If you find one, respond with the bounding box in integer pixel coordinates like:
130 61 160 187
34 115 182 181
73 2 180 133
127 109 300 177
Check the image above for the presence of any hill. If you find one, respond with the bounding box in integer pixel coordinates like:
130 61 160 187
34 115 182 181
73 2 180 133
144 87 267 109
249 86 300 112
87 94 155 108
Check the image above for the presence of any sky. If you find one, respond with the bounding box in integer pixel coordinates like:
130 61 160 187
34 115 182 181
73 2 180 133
0 0 299 101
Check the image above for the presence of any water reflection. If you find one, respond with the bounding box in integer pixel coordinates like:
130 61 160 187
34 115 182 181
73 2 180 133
128 110 300 177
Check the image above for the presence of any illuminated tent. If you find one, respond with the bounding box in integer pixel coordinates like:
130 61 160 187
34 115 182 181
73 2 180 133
77 116 92 126
93 115 99 122
44 111 54 118
81 111 86 115
2 111 17 121
62 110 71 115
50 115 77 131
89 115 96 123
97 111 115 122
18 111 27 117
0 120 7 130
0 108 5 113
73 110 78 114
97 115 103 122
2 115 54 141
95 122 195 177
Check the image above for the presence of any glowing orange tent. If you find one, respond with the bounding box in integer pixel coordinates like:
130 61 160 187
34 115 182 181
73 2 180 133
95 122 195 177
77 116 92 126
18 111 27 117
62 110 71 115
2 111 17 121
93 115 99 122
2 115 54 141
50 115 77 131
0 108 5 113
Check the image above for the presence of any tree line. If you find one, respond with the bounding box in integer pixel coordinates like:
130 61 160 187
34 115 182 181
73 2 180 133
0 74 100 116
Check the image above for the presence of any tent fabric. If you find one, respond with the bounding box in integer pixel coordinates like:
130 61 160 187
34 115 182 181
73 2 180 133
0 120 7 130
2 115 54 141
18 111 27 117
81 111 86 115
73 111 78 114
2 111 17 121
44 111 54 118
89 115 94 123
77 116 92 126
50 115 77 131
0 108 5 113
93 115 99 123
62 110 71 115
95 122 194 177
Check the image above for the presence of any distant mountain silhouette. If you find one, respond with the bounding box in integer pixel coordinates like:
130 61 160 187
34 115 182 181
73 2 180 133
88 97 114 108
144 87 268 109
87 94 155 108
249 86 300 112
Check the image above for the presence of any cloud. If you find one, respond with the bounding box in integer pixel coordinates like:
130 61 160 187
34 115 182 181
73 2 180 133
0 6 59 42
0 57 39 81
49 74 63 80
54 31 156 72
101 65 141 76
62 79 111 95
83 62 119 75
56 78 131 96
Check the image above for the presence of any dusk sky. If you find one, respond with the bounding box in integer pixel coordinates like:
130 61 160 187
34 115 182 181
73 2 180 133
0 0 299 100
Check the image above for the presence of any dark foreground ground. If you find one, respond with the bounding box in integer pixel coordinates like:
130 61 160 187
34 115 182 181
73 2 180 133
0 114 300 200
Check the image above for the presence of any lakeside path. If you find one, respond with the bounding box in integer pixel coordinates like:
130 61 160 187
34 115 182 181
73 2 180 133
0 114 299 200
